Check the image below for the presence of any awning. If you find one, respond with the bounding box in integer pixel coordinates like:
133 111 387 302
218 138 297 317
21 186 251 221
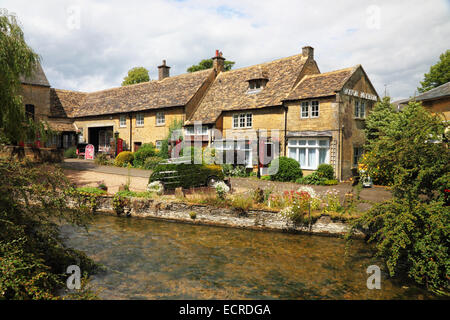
286 130 333 138
46 120 77 132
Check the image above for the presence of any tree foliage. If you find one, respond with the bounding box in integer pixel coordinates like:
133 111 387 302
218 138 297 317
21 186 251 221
121 67 150 86
187 58 235 73
0 160 99 299
356 100 449 295
0 12 50 144
418 50 450 93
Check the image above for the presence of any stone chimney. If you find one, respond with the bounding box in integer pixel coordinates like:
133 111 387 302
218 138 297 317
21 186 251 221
302 46 314 59
212 50 225 72
158 60 170 80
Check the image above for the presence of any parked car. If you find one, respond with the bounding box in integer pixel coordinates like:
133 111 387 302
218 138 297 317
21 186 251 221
149 163 229 190
76 143 88 158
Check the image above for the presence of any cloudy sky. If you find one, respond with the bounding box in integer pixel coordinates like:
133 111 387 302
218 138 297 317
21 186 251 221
3 0 449 100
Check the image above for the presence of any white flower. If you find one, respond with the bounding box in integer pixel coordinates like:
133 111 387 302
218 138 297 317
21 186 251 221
213 181 230 199
147 181 164 195
297 186 317 199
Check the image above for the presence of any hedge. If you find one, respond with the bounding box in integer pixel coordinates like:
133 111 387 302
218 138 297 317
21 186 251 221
149 163 224 189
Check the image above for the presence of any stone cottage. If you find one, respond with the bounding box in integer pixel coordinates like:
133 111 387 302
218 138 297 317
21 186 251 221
19 45 379 180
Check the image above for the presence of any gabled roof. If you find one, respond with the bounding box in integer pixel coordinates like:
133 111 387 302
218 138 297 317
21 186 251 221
51 69 213 118
20 62 50 87
285 66 357 101
50 89 87 118
414 81 450 102
186 54 309 124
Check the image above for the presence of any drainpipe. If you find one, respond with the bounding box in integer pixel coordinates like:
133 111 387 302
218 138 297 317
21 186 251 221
129 113 132 151
283 104 288 156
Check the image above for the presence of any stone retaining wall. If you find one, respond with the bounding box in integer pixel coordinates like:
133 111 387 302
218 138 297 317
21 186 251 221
89 196 365 239
0 145 63 163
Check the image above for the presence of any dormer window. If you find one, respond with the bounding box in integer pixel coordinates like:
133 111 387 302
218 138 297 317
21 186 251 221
247 78 268 94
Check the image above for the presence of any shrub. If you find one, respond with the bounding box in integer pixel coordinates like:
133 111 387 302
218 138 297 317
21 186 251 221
355 199 449 294
143 156 164 170
213 181 230 200
296 172 326 185
189 211 197 219
64 146 77 158
231 165 248 177
133 143 156 167
149 163 224 189
76 186 107 195
323 179 339 186
147 181 164 195
221 164 233 177
114 151 134 167
231 195 253 214
317 164 334 179
95 153 109 165
268 157 303 182
279 193 310 225
253 187 264 204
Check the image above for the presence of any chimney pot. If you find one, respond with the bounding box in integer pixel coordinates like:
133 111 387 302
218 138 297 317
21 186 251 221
302 46 314 59
158 59 170 80
212 50 225 72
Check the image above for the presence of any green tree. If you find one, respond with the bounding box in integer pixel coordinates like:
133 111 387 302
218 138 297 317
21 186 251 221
0 12 98 299
159 119 183 159
121 67 150 86
418 50 450 93
355 101 449 294
0 13 49 144
187 58 235 73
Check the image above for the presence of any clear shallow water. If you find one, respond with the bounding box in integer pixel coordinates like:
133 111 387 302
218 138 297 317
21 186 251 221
60 214 433 300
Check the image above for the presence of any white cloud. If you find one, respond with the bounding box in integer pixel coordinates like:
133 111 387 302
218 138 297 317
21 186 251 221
2 0 449 100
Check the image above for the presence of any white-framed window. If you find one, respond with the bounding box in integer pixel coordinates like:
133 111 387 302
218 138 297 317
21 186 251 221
288 138 330 170
232 113 252 128
300 101 319 118
136 113 144 126
119 115 126 127
311 101 319 117
185 126 208 135
355 101 366 118
301 102 309 118
155 140 162 149
247 79 267 93
156 112 165 125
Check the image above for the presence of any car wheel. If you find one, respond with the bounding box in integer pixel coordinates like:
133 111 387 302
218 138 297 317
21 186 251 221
207 176 219 187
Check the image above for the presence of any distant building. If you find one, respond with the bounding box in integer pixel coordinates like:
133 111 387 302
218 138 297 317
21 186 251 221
393 81 450 120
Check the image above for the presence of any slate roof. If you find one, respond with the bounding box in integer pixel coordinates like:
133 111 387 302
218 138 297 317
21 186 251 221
20 62 50 87
414 81 450 102
186 54 309 124
52 69 213 118
285 66 356 101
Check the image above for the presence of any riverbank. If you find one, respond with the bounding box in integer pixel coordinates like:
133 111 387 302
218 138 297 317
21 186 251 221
71 195 365 239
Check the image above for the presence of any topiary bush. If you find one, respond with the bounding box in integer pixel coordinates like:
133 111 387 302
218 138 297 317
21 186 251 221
268 157 303 182
114 151 134 167
133 143 157 167
317 164 334 179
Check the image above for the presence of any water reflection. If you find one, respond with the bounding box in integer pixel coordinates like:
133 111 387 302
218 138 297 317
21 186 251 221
61 214 432 300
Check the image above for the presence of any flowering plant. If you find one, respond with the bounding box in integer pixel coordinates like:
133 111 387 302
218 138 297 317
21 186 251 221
213 181 230 200
147 181 164 195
